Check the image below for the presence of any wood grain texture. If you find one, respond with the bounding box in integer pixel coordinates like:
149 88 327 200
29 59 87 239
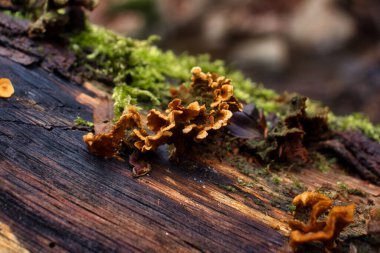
0 56 289 252
0 13 77 80
1 55 380 253
0 12 379 252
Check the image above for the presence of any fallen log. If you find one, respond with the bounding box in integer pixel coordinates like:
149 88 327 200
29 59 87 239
0 12 379 253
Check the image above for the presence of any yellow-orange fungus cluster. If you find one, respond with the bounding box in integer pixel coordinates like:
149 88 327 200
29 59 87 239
134 67 242 154
83 67 242 174
83 106 141 158
288 192 355 251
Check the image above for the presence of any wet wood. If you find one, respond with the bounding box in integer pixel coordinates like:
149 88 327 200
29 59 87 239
0 13 379 253
318 132 380 184
0 56 286 252
0 12 77 80
1 55 379 252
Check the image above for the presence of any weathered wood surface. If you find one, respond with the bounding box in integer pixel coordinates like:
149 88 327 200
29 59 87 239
0 56 289 252
1 55 380 253
1 12 380 253
0 13 78 81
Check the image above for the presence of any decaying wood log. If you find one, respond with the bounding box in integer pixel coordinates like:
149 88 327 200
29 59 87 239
0 55 286 252
0 12 380 253
0 12 77 80
318 132 380 184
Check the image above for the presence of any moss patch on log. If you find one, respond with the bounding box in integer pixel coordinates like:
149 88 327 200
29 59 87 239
68 25 278 118
68 25 380 142
3 3 380 142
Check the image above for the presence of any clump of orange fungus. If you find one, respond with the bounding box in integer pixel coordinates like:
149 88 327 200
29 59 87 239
0 78 14 98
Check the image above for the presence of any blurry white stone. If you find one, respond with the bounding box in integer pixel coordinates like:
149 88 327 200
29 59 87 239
157 0 208 25
203 11 228 46
230 37 288 72
287 0 356 53
105 13 146 36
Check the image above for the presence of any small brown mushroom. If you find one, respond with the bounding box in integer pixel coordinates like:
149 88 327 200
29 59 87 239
0 78 14 98
289 192 333 233
288 192 355 251
133 128 173 152
146 109 168 132
134 67 242 155
211 83 234 108
83 106 141 158
83 67 244 170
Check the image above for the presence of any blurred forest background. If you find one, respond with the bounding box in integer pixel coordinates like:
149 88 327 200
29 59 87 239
90 0 380 122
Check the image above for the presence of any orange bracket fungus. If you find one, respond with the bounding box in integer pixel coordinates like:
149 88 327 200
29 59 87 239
83 67 242 176
83 106 142 159
0 78 14 98
134 66 242 156
288 192 355 251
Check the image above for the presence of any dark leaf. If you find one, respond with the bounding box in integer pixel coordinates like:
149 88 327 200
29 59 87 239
227 103 265 139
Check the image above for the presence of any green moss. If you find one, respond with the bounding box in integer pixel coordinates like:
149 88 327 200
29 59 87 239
316 187 338 199
237 178 254 188
6 8 380 142
227 156 255 176
288 204 296 211
291 176 305 190
70 26 162 117
219 184 238 193
271 175 282 185
347 188 367 197
337 181 349 191
337 181 367 197
3 10 34 20
67 24 380 143
312 152 336 173
74 116 94 128
69 25 278 119
256 165 271 177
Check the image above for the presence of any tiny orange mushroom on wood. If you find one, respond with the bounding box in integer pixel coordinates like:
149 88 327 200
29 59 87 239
83 67 243 175
288 192 355 251
0 78 14 98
